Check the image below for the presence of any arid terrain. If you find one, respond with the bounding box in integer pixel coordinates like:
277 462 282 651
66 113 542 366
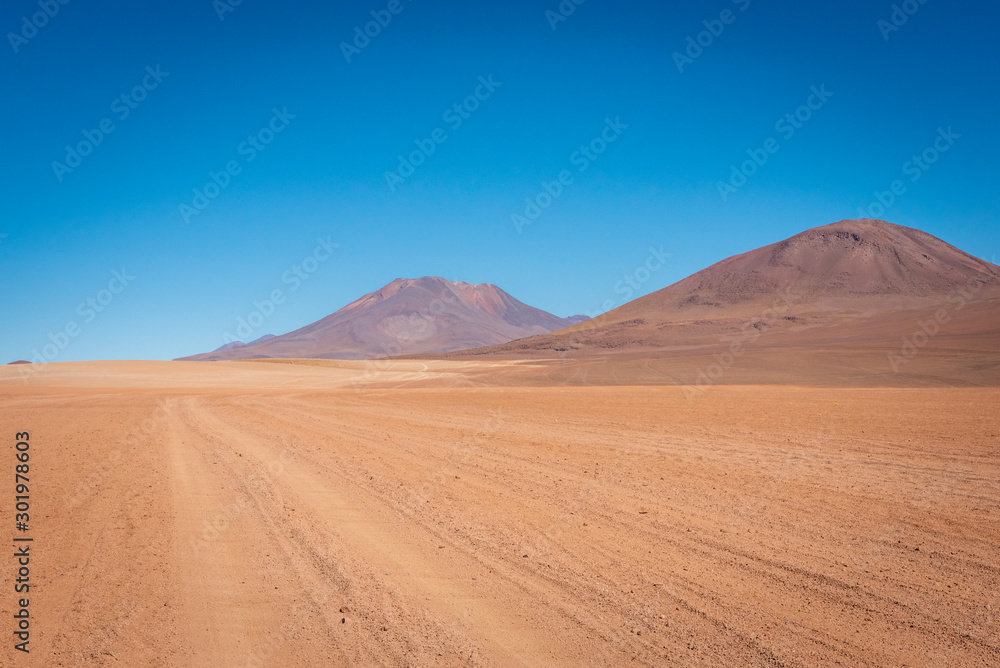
2 360 998 666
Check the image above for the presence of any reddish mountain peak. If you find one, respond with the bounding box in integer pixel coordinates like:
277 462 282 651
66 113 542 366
179 276 585 361
339 277 504 316
634 217 1000 310
779 219 941 254
448 218 999 360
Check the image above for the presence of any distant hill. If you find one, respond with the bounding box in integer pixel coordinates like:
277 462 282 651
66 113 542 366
178 277 587 361
429 219 999 386
212 334 276 353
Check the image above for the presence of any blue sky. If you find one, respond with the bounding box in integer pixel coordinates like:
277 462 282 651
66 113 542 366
1 0 998 362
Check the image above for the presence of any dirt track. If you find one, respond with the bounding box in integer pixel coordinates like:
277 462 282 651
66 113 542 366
1 361 998 666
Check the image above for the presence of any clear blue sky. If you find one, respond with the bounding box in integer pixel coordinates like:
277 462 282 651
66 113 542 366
1 0 998 362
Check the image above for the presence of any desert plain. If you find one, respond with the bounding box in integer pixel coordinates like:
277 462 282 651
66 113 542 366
1 358 997 667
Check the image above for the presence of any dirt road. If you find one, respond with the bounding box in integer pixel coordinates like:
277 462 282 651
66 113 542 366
1 361 998 666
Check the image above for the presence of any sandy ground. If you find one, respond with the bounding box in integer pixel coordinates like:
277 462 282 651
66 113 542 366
1 361 998 666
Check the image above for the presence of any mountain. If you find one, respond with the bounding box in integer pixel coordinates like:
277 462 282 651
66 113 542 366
212 334 276 353
179 277 587 361
436 219 999 386
604 217 998 315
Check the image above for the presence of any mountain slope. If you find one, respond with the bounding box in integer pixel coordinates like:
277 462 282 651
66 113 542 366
179 277 587 361
213 334 275 353
440 219 1000 357
606 217 997 317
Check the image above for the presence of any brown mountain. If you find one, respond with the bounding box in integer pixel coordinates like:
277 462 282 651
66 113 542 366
179 277 587 361
438 219 1000 386
609 217 997 312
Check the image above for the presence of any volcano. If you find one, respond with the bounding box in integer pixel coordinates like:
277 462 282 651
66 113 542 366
438 219 1000 386
179 277 587 361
